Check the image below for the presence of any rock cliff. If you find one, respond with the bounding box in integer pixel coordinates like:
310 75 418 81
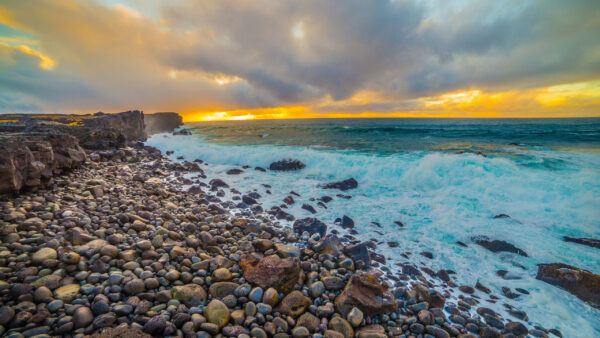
144 112 184 135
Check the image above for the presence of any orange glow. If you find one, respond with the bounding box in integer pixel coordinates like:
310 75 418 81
181 80 600 121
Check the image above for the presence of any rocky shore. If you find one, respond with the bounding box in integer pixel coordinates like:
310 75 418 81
0 113 596 338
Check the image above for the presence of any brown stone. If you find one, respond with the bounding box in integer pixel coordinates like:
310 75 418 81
240 254 301 293
536 263 600 308
334 272 397 317
275 290 312 317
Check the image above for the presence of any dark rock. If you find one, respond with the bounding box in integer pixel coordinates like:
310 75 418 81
144 315 166 335
472 236 528 257
322 178 358 191
283 196 295 204
536 263 600 308
302 204 317 214
269 159 306 171
344 243 371 268
293 217 327 237
226 168 244 175
210 179 229 188
315 234 343 256
493 214 511 219
563 236 600 249
336 215 354 229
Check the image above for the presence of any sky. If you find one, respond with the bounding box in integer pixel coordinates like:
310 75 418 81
0 0 599 121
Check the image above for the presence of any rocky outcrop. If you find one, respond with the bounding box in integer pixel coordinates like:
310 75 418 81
144 112 183 136
334 272 397 317
0 132 86 196
536 263 600 308
563 236 600 249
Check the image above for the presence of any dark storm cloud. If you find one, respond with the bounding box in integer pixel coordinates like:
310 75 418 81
0 0 598 114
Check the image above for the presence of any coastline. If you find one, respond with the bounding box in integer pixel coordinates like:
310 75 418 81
0 114 596 337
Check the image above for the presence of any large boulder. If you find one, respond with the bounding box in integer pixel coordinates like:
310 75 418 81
536 263 600 308
269 159 306 171
240 254 301 293
294 217 327 237
334 272 397 317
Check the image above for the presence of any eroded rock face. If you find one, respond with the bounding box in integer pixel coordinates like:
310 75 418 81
536 263 600 308
334 272 397 317
240 254 301 293
144 112 183 136
0 133 86 196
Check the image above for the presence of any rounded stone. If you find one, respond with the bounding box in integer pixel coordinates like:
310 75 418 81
292 326 311 338
33 286 53 303
262 287 279 306
124 279 145 294
347 307 363 327
32 247 57 265
212 268 232 281
73 306 94 328
204 299 230 328
328 317 354 338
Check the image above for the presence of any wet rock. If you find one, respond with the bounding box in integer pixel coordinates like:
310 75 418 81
269 159 306 171
293 217 327 237
315 234 343 256
505 321 529 336
322 178 358 191
473 236 528 256
343 242 371 268
241 254 301 293
301 204 317 214
226 168 244 175
334 271 397 317
563 236 600 249
536 263 600 308
210 179 229 188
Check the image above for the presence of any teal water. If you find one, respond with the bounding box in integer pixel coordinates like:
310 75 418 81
148 118 600 336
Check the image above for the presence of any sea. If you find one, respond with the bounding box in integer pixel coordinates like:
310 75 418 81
147 118 600 337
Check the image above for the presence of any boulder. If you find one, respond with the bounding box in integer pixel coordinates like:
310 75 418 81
344 242 371 268
315 234 343 256
334 272 397 317
269 159 306 171
240 254 301 293
293 217 327 237
322 178 358 191
536 263 600 308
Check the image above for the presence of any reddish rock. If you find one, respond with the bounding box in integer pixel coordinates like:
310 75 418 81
240 254 301 293
536 263 600 308
334 272 397 317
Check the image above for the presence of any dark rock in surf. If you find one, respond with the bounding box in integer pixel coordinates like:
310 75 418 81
536 263 600 308
563 236 600 249
283 196 295 205
293 217 327 237
323 178 358 191
226 168 244 175
344 242 371 268
269 159 306 171
473 236 528 257
493 214 511 219
210 179 229 188
302 204 317 214
254 166 266 172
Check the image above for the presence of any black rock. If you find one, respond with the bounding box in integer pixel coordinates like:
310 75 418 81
269 159 306 171
340 215 354 229
318 196 333 203
472 236 528 257
493 214 511 219
209 179 229 188
301 204 317 214
293 217 327 237
144 315 166 335
242 195 258 205
255 167 266 172
344 242 371 268
283 196 295 205
323 178 358 191
226 168 244 175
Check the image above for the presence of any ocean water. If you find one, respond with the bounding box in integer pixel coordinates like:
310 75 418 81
147 118 600 336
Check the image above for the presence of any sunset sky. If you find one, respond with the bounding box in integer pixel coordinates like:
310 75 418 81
0 0 599 121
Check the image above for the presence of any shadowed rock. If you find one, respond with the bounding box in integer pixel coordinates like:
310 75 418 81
335 272 397 317
240 254 301 293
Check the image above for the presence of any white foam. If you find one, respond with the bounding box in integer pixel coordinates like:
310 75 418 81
147 132 600 336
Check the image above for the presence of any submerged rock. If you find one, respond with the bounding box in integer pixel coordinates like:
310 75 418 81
473 236 528 257
322 178 358 191
269 159 306 171
536 263 600 308
563 236 600 249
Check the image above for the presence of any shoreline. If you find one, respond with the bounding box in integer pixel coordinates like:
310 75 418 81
0 141 560 338
1 113 597 337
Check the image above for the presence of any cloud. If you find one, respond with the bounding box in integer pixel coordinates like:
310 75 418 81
0 0 598 117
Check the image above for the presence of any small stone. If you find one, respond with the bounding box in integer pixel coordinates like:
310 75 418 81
0 306 15 326
204 299 230 328
347 307 363 327
310 281 325 298
73 306 94 328
32 247 57 265
292 326 311 338
329 317 354 338
249 287 264 303
262 287 279 306
171 284 207 307
124 279 145 294
213 268 232 281
54 284 80 302
34 286 53 303
61 251 80 264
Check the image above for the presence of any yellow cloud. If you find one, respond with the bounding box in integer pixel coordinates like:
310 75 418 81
0 42 56 70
